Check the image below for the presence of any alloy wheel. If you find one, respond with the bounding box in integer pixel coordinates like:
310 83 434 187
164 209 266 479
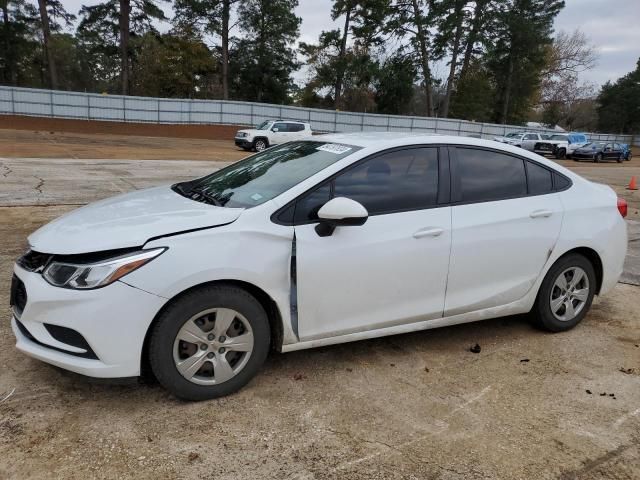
549 267 590 322
172 308 254 385
255 140 266 152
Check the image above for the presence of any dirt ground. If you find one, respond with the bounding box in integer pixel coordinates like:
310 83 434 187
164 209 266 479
0 129 639 479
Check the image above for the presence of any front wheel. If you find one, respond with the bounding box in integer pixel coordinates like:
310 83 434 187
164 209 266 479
617 154 623 163
531 254 596 332
149 285 270 401
253 138 268 152
595 153 602 163
555 148 566 160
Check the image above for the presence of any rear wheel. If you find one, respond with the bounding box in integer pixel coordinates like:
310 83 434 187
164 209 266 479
149 285 270 401
617 153 623 163
531 254 596 332
595 153 602 163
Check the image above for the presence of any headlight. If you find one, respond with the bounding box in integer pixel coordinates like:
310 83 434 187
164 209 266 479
42 248 165 289
237 132 248 138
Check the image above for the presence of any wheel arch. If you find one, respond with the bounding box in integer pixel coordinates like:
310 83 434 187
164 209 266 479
252 136 269 148
554 246 604 294
140 279 284 379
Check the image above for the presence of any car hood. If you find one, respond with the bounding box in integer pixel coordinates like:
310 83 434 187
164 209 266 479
28 186 244 255
236 129 260 136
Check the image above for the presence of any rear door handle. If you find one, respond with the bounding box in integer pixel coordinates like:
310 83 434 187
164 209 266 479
530 209 552 218
413 227 444 239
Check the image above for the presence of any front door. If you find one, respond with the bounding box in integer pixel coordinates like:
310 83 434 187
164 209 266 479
294 146 452 340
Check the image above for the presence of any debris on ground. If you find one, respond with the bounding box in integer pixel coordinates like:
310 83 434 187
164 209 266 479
520 359 530 363
188 452 200 462
424 367 430 373
619 367 635 374
586 390 592 394
293 373 306 381
470 344 481 354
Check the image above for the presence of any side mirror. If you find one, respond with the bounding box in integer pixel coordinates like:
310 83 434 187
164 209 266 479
315 197 368 237
272 127 279 132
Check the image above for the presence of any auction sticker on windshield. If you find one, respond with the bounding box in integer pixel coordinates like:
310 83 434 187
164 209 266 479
316 144 352 155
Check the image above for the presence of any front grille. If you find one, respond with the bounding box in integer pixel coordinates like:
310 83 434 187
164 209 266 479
17 250 52 272
10 274 27 317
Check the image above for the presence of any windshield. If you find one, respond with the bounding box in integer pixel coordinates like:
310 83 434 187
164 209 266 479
256 121 272 130
505 132 520 138
550 134 568 141
173 141 361 208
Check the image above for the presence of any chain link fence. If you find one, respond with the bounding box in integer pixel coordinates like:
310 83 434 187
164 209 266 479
0 85 636 145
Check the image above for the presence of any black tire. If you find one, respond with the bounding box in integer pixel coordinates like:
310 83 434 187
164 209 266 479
149 285 270 401
253 138 268 152
595 153 602 163
617 154 623 163
555 148 566 160
531 253 596 332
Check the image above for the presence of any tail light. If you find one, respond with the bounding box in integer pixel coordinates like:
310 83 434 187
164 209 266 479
617 197 627 218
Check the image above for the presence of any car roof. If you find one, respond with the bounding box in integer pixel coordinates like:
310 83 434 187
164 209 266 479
314 131 525 150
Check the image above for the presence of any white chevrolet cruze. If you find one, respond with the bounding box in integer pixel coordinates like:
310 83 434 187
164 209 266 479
10 134 628 400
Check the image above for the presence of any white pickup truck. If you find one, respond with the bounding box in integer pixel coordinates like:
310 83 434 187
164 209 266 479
521 132 589 159
234 120 313 152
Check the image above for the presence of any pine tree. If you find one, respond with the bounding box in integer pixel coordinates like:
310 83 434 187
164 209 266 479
232 0 301 103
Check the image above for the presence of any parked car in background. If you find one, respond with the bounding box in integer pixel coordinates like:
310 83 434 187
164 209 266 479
523 133 589 159
620 144 633 161
572 142 626 162
235 120 312 152
493 132 544 147
11 133 627 400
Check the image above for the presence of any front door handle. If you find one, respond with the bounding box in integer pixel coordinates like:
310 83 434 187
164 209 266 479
413 227 444 239
530 209 553 218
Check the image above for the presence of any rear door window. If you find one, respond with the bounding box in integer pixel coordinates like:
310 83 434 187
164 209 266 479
453 148 527 203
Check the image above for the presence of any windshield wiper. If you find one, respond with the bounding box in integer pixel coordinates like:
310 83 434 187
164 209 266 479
188 187 223 207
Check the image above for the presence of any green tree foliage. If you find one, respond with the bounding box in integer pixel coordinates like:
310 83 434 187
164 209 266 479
77 0 166 94
173 0 239 99
231 0 301 103
375 54 417 114
597 58 640 134
130 30 217 98
1 0 38 85
486 0 564 124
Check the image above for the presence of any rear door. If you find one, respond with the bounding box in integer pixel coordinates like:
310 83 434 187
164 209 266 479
444 147 563 316
287 123 306 140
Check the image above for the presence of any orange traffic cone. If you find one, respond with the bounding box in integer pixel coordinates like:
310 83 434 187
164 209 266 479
628 176 638 190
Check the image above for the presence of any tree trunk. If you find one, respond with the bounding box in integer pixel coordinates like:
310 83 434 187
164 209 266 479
411 0 433 116
221 0 230 100
119 0 130 95
500 54 514 124
1 1 15 85
334 4 351 109
441 0 465 118
459 0 486 81
37 0 58 89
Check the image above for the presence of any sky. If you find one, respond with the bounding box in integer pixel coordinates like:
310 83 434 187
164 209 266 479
63 0 640 87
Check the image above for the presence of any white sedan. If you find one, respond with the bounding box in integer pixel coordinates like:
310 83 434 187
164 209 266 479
10 134 628 400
